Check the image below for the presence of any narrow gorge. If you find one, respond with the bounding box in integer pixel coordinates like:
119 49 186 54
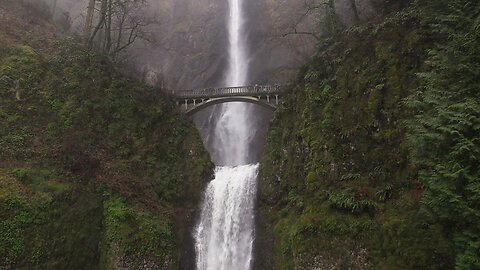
1 0 479 270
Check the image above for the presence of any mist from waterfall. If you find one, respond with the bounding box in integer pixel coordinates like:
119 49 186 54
194 0 258 269
213 0 250 166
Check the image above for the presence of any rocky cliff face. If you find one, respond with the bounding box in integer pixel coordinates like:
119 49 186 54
141 0 407 88
245 0 408 85
131 0 229 89
42 0 405 89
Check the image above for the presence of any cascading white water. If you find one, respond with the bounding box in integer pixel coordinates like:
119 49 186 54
194 0 258 269
225 0 248 86
195 164 258 270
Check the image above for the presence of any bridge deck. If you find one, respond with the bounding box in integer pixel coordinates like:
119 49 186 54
169 85 286 99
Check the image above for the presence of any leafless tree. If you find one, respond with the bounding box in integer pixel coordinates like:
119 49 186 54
345 0 360 23
84 0 96 40
276 0 342 41
50 0 58 15
84 0 156 60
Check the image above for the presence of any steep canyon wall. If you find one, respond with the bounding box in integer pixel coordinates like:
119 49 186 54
40 0 405 89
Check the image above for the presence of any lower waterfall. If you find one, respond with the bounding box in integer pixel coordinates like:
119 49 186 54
194 164 258 270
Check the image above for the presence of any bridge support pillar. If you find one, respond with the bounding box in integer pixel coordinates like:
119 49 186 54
184 100 188 110
276 95 279 105
267 95 270 103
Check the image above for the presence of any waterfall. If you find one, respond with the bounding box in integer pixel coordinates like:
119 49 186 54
194 165 258 270
225 0 248 87
194 0 258 269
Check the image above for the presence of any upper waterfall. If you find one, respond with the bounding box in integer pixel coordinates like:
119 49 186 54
212 0 252 166
226 0 248 86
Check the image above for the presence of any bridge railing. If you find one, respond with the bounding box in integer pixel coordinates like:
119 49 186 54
170 85 286 99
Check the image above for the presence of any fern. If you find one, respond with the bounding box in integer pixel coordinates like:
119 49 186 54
405 0 480 267
328 189 378 213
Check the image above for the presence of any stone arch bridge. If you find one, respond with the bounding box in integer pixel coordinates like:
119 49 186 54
167 85 287 115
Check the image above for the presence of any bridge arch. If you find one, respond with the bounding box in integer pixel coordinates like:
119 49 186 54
169 85 287 115
185 96 276 116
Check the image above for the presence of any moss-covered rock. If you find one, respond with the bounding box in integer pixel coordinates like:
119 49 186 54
255 1 479 269
0 39 213 269
0 168 103 269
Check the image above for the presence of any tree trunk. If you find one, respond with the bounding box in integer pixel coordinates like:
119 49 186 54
105 0 113 53
14 80 22 101
84 0 96 42
114 7 127 55
326 0 342 35
349 0 360 23
51 0 57 15
88 0 108 49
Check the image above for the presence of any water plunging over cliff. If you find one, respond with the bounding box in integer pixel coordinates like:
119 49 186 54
194 0 258 269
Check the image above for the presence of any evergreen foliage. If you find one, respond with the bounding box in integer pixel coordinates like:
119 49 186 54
258 0 479 269
406 1 480 268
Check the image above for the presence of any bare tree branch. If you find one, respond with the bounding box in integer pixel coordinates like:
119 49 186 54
84 0 157 59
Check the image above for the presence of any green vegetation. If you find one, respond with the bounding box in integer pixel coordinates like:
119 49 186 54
406 1 480 268
102 196 177 265
0 37 212 268
258 0 479 269
0 168 101 269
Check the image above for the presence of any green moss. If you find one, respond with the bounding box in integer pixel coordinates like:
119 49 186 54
0 169 102 269
103 195 176 262
257 1 470 269
0 38 212 268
